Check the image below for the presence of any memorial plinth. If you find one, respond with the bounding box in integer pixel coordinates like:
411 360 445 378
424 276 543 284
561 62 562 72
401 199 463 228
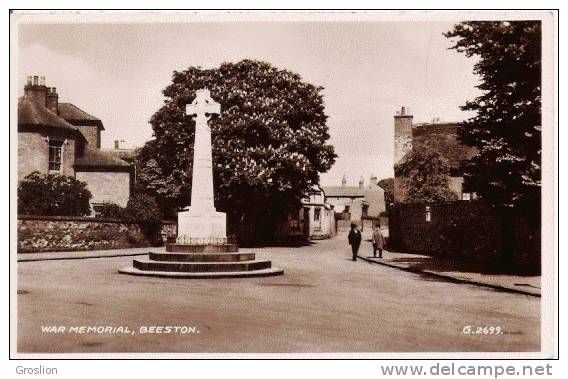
119 89 283 278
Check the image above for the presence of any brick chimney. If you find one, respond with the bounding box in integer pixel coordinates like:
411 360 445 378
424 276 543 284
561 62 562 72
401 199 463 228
24 75 48 107
369 174 378 188
394 106 414 164
46 87 59 114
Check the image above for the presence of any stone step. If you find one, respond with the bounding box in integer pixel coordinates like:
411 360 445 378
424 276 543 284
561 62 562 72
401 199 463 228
166 244 239 253
132 258 272 273
149 252 256 262
118 266 284 279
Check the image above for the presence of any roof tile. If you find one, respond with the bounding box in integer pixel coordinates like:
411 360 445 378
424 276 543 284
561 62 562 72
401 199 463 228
18 97 80 133
75 147 131 168
321 186 365 198
58 103 100 121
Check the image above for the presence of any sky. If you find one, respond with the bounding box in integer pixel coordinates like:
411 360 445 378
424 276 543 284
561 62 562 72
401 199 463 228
17 19 480 186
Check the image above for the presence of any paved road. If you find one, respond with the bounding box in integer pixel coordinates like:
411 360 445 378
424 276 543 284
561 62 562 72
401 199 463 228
17 234 540 353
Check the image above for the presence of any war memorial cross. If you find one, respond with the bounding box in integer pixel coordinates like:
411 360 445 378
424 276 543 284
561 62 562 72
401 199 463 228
185 89 221 212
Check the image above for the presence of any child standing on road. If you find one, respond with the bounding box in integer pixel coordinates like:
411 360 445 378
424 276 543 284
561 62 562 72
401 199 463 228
371 224 385 259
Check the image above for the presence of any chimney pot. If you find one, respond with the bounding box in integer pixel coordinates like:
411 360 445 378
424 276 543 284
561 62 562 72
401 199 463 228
25 75 49 107
45 86 59 114
370 174 377 184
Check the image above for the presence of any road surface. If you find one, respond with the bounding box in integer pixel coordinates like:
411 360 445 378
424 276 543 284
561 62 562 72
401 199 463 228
17 234 540 353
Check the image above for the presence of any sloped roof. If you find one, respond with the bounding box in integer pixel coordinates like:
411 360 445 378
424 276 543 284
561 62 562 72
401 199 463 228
101 148 136 162
18 97 81 133
412 122 477 170
59 103 105 130
59 103 100 121
75 147 131 169
321 186 365 198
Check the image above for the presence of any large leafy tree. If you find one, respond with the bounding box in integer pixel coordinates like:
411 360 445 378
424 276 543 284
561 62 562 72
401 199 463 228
395 150 458 204
137 60 336 221
445 21 541 209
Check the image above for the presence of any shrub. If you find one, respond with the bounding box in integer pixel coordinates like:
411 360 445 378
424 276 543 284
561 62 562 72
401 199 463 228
125 193 162 226
125 193 163 246
394 150 458 204
18 171 92 216
95 203 127 219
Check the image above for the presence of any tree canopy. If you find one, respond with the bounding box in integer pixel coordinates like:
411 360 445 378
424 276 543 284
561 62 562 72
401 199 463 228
137 60 336 219
445 21 541 208
394 150 458 204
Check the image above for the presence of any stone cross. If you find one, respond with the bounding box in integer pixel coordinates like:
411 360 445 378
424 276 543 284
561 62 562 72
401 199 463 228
176 88 226 241
185 89 221 211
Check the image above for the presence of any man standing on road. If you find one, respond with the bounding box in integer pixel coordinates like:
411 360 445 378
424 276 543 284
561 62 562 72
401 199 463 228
371 223 385 258
348 223 362 261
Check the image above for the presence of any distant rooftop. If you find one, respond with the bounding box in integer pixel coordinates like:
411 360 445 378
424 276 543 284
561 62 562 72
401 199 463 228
75 147 131 169
321 186 365 198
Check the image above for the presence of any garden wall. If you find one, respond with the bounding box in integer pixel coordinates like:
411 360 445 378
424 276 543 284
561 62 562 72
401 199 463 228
388 201 540 272
17 215 177 253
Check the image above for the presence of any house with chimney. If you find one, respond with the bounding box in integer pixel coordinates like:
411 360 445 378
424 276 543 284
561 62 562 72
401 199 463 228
17 75 134 209
300 185 336 239
393 106 478 203
322 175 386 225
388 107 539 270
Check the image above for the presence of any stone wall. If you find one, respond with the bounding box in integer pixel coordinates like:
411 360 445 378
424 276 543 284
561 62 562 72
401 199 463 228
388 201 541 272
17 215 176 253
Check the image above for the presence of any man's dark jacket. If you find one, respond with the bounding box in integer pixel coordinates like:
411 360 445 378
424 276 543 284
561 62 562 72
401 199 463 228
348 229 362 246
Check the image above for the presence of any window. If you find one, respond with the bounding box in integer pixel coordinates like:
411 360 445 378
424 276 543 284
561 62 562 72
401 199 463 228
462 192 471 201
92 204 104 218
425 206 431 222
48 139 64 172
314 207 321 222
362 203 369 218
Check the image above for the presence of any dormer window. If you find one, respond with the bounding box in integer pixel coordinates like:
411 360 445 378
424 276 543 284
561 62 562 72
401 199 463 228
48 139 64 172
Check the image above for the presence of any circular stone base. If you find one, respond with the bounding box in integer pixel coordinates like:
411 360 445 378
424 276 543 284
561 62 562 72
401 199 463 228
118 266 284 279
165 243 238 253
